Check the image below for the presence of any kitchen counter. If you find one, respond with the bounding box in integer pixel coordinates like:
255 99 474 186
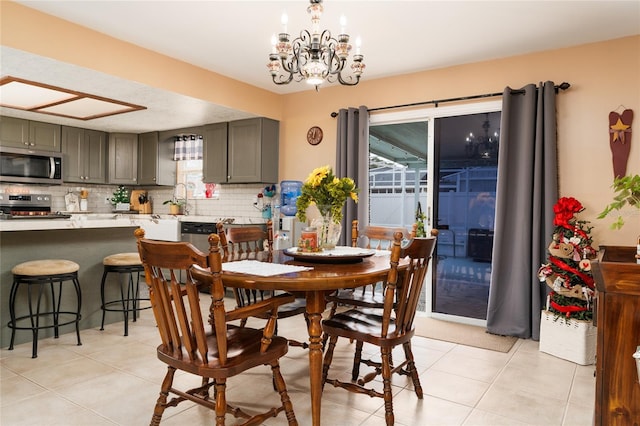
0 213 268 232
0 213 269 349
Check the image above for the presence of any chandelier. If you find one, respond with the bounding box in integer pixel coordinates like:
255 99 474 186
465 113 500 160
267 0 365 89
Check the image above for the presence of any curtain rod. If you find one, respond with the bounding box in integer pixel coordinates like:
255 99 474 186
330 82 571 117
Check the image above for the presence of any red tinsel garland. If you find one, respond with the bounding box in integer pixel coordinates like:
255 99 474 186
550 299 589 318
548 255 595 289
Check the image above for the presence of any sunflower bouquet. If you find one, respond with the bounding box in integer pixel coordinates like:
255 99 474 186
296 165 359 224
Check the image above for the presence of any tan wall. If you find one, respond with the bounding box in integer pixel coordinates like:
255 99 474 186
2 2 638 246
280 36 640 247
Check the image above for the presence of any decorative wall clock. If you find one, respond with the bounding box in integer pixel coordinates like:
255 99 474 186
307 126 323 145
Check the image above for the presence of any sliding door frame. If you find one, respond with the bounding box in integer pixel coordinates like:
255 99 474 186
369 100 501 326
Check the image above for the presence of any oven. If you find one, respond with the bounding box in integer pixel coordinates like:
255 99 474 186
0 193 70 220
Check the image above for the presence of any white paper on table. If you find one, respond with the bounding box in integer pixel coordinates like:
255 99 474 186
221 260 313 277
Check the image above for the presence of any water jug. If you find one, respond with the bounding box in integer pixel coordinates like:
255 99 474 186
280 180 302 216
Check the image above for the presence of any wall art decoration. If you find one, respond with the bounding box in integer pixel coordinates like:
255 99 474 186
608 108 633 179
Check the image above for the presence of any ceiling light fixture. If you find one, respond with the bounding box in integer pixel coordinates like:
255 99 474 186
465 114 500 160
267 0 365 90
0 76 146 120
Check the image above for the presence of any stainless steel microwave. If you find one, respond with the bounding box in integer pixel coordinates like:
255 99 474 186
0 147 63 185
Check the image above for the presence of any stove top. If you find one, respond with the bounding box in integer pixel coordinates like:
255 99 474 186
0 193 70 220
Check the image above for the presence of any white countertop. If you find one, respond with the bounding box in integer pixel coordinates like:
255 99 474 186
0 213 268 232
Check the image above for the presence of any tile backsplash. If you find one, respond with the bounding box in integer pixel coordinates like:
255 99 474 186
0 182 271 219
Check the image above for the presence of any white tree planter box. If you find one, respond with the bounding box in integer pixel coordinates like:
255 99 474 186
539 310 597 365
115 203 130 211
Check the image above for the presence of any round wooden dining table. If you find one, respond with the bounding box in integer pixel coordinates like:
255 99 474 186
218 249 402 426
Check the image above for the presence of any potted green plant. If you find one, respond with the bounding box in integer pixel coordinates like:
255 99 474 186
598 174 640 229
110 185 130 211
163 198 185 215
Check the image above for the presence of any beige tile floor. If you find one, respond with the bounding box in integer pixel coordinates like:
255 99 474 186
1 299 595 426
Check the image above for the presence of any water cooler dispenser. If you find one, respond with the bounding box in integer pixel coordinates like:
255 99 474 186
273 180 303 249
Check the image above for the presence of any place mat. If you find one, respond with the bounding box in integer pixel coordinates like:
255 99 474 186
221 260 313 277
414 317 518 353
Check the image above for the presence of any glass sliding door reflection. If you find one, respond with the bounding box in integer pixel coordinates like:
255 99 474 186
432 112 500 320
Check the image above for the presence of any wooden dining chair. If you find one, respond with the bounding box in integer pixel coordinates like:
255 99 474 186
217 222 308 349
134 229 298 426
325 219 416 317
321 233 437 426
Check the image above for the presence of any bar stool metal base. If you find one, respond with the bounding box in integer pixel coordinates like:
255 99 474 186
8 271 82 358
100 263 149 336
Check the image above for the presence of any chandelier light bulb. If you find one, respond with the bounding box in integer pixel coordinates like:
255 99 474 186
340 15 347 33
281 13 288 33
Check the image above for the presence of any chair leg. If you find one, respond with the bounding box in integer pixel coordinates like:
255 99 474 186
403 341 423 398
381 347 394 426
151 366 176 426
214 380 227 426
322 335 338 388
100 269 109 331
351 340 364 381
271 362 298 425
72 276 82 346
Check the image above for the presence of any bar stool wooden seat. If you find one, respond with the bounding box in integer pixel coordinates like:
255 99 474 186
100 252 149 336
8 259 82 358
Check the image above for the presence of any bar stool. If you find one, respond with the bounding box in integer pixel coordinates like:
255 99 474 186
8 259 82 358
100 252 149 336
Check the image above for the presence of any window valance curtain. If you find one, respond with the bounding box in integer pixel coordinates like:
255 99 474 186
174 135 203 161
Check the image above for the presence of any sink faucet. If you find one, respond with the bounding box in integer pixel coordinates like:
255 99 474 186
173 183 190 216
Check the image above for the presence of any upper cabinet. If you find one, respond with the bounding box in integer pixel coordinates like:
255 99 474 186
108 133 138 184
202 122 228 184
138 131 175 186
0 116 61 152
61 126 107 184
205 118 278 184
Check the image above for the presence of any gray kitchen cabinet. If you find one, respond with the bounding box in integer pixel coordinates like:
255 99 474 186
138 131 175 186
202 122 228 183
205 118 278 184
228 118 278 183
0 116 61 152
61 126 107 183
108 133 138 184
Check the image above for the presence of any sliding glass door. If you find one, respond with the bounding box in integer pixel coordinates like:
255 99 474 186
369 101 501 325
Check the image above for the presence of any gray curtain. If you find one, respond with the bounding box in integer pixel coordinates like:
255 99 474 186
335 106 369 245
486 82 558 340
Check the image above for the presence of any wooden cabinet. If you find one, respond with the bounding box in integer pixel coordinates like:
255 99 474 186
227 118 278 183
205 118 278 184
138 131 175 186
592 245 640 426
202 122 228 184
61 126 107 183
0 116 61 152
108 133 138 184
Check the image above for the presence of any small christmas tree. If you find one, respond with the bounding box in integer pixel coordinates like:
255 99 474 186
538 197 597 321
110 185 130 206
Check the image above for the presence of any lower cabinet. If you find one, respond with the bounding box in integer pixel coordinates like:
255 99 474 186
592 246 640 426
62 126 107 184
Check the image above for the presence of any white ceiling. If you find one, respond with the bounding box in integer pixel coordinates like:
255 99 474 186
2 0 639 133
